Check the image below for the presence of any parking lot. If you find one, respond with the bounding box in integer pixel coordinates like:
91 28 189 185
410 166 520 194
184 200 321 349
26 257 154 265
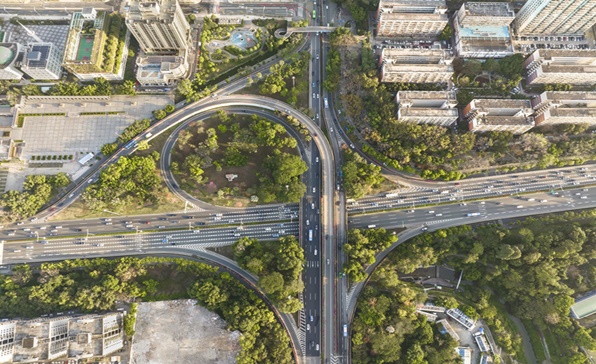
515 34 592 52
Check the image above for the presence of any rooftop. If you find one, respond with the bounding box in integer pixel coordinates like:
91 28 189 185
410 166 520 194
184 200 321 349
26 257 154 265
471 99 532 110
0 43 19 68
128 0 179 23
459 25 510 39
531 49 596 61
463 2 514 17
24 43 53 69
571 291 596 319
382 48 451 63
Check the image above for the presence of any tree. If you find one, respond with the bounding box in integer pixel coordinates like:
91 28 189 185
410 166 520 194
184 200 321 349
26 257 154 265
101 143 118 156
164 104 175 114
153 109 167 120
116 80 136 95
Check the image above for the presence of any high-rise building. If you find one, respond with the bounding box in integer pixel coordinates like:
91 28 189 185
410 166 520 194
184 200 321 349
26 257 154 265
515 0 596 36
0 43 24 80
126 0 191 54
376 0 448 38
464 99 535 134
396 91 458 126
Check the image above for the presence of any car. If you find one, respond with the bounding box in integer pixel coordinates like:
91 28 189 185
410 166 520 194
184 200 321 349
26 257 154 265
159 217 167 221
158 225 165 229
312 187 316 193
428 211 435 214
516 205 524 208
540 199 548 203
16 222 24 226
350 143 355 149
580 196 587 199
30 217 38 222
306 220 310 226
460 203 467 206
311 203 315 209
421 227 428 231
105 222 112 225
95 243 104 247
40 240 48 245
406 210 414 213
312 93 315 99
306 324 311 331
144 221 151 225
435 213 443 217
310 315 314 322
68 193 74 198
327 259 330 265
184 216 195 219
315 344 319 351
314 249 318 256
316 54 319 60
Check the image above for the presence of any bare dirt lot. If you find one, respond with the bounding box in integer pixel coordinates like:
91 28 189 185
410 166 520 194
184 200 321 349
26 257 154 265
131 300 241 364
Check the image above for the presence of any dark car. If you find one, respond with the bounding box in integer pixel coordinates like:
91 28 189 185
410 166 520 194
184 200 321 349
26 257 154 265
195 222 205 226
184 216 194 219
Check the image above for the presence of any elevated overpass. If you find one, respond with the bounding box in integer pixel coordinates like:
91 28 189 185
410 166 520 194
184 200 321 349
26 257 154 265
275 26 337 38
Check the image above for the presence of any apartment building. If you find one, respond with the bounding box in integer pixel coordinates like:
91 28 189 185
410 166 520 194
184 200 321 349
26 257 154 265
379 48 454 83
523 49 596 85
126 0 191 54
135 51 189 86
464 99 535 134
376 0 448 38
396 91 458 126
453 2 515 58
532 91 596 126
515 0 596 36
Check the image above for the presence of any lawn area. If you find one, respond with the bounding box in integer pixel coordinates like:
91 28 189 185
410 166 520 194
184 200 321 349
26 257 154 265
171 113 304 207
522 319 547 363
142 264 197 301
54 184 185 221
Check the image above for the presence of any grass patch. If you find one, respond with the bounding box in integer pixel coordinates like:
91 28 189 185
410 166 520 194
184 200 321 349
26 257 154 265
55 174 185 221
522 320 547 362
141 265 196 302
16 113 66 127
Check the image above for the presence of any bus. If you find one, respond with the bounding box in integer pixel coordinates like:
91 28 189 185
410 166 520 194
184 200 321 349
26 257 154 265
308 229 313 241
124 140 137 150
312 10 316 19
343 324 348 337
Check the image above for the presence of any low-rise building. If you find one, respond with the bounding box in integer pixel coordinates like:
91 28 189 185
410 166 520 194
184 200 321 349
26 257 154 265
379 48 453 83
0 43 24 80
437 319 459 341
446 308 477 330
21 43 62 80
453 2 515 58
523 49 596 86
464 98 535 134
532 91 596 126
0 312 126 363
456 346 472 364
396 91 458 126
135 51 189 86
474 331 492 353
570 291 596 319
376 0 448 38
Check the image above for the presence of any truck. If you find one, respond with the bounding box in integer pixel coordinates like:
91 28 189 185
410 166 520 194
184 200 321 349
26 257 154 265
367 224 377 228
308 230 313 242
385 193 399 198
324 97 329 108
466 213 481 217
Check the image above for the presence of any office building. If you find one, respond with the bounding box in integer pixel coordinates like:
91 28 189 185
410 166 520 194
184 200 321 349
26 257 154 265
453 2 515 58
0 43 24 80
396 91 458 126
523 49 596 85
20 43 62 80
376 0 448 38
379 48 454 83
126 0 191 54
515 0 596 36
532 92 596 126
464 99 535 134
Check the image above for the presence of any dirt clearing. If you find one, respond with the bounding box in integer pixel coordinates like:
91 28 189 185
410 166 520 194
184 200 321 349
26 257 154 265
131 300 241 364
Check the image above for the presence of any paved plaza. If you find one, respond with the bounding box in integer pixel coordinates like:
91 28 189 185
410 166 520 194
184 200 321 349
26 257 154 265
14 95 173 158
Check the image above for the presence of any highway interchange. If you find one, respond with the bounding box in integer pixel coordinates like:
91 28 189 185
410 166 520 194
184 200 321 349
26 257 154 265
2 2 596 364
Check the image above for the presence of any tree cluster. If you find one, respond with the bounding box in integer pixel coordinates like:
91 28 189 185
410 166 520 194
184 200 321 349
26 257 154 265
332 0 376 32
117 118 151 144
258 151 308 203
0 256 294 364
387 210 596 360
101 14 126 73
0 173 70 221
343 227 397 282
48 78 112 96
341 150 384 199
259 53 309 97
352 268 460 364
82 155 162 212
233 235 305 313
